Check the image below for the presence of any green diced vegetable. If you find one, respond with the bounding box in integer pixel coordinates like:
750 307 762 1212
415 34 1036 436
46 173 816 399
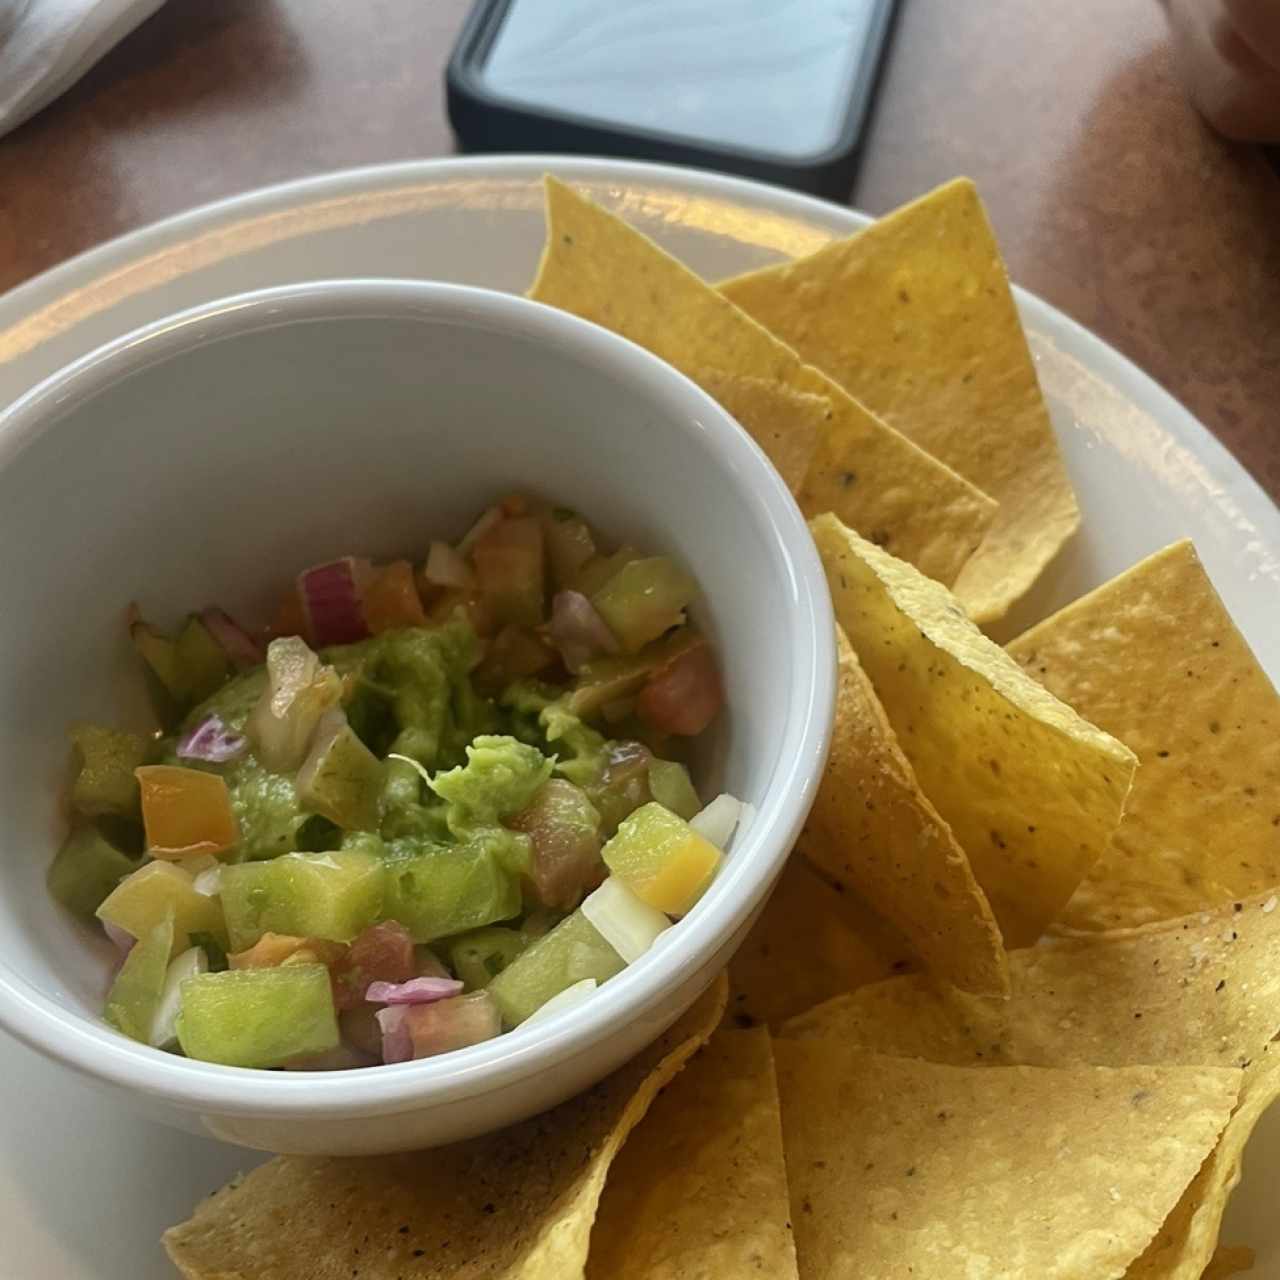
571 545 640 598
591 557 698 653
69 723 149 818
646 759 701 820
176 964 338 1068
96 860 226 952
540 507 597 589
104 912 174 1043
447 926 529 990
219 849 385 951
175 615 232 704
487 909 624 1026
382 843 521 943
48 826 138 919
296 710 384 831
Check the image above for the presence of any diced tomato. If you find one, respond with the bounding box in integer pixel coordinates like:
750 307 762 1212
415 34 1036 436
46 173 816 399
509 779 604 910
362 560 428 634
268 589 311 642
472 516 546 627
333 920 416 1009
474 624 557 690
406 990 501 1058
637 644 723 736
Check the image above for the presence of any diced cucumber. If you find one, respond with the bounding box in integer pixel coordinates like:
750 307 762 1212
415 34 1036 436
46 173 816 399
104 913 174 1043
96 860 226 952
48 826 138 919
381 844 521 943
523 977 597 1026
540 508 596 589
219 849 385 951
174 615 232 704
472 516 545 627
591 557 698 653
601 801 722 917
447 926 529 990
69 724 148 818
176 964 338 1068
571 545 640 598
149 945 208 1049
487 909 624 1026
295 711 384 832
646 759 701 820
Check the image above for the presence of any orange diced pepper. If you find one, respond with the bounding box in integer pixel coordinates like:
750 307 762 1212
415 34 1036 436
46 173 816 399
230 932 346 970
362 559 428 634
136 765 239 858
268 589 310 642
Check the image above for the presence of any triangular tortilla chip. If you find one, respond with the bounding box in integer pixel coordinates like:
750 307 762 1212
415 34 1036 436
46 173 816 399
587 1027 796 1280
811 512 1137 947
530 177 997 587
801 625 1007 995
781 890 1280 1070
163 976 727 1280
728 852 915 1030
721 177 1079 623
773 1041 1239 1280
1200 1244 1256 1280
693 368 828 494
1008 540 1280 931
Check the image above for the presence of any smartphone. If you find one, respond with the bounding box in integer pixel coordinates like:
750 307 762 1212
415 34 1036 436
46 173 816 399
447 0 898 197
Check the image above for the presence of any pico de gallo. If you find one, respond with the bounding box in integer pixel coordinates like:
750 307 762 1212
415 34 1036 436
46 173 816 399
48 496 741 1070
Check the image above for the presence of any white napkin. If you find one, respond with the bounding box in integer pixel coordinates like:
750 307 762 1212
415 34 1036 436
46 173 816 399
0 0 165 138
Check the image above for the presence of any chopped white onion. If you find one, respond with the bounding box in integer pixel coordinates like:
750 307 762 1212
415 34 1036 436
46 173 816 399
376 1005 412 1064
548 590 619 673
581 877 671 963
149 945 208 1049
456 505 503 556
689 793 744 851
192 866 222 898
423 540 476 589
523 978 598 1026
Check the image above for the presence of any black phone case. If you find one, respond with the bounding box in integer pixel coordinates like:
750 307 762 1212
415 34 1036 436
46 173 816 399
446 0 898 198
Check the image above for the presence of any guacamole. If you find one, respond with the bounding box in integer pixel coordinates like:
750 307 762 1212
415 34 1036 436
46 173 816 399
50 496 738 1070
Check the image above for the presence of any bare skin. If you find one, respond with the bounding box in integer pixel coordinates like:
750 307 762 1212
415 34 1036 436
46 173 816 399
1162 0 1280 141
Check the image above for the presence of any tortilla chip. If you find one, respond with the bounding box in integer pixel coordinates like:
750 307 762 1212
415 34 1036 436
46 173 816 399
1127 1052 1280 1280
693 369 828 495
811 512 1137 947
530 177 997 587
1007 540 1280 932
782 890 1280 1069
728 852 916 1030
773 1041 1239 1280
801 625 1007 996
720 177 1079 623
163 975 728 1280
587 1027 796 1280
1200 1244 1256 1280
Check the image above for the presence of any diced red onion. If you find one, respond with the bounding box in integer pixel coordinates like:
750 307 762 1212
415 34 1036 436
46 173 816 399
456 506 503 556
549 590 620 673
365 976 464 1005
376 1004 413 1064
177 713 248 764
297 557 370 646
200 607 264 670
423 540 476 589
102 919 135 955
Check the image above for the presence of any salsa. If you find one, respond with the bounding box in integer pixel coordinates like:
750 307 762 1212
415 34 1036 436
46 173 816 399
48 497 740 1070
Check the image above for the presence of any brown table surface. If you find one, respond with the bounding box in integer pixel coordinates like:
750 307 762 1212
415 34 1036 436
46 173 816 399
2 0 1278 498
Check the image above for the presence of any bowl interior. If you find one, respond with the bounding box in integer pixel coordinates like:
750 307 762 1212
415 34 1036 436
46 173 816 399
0 285 816 1041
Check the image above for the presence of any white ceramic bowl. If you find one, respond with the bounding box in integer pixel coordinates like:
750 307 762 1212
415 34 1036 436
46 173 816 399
0 280 833 1155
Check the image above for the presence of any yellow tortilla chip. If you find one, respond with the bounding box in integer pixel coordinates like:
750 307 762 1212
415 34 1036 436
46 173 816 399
1200 1244 1256 1280
1127 1052 1280 1280
1008 540 1280 931
811 512 1137 947
782 890 1280 1068
801 625 1007 995
728 852 915 1030
587 1027 796 1280
773 1040 1239 1280
720 177 1079 624
692 369 828 495
163 976 728 1280
530 177 997 586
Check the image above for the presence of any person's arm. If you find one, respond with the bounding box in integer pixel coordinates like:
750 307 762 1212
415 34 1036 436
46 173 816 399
1163 0 1280 141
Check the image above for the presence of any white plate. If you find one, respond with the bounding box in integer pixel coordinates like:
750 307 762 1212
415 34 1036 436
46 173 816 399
2 156 1277 1278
